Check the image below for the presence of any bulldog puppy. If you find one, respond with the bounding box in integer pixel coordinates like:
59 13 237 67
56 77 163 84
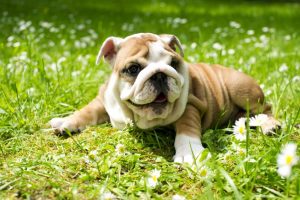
50 33 280 164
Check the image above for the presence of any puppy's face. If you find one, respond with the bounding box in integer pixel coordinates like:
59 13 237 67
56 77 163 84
116 35 185 121
97 33 188 128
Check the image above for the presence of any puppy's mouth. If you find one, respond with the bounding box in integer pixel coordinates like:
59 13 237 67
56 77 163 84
153 93 167 103
129 92 168 107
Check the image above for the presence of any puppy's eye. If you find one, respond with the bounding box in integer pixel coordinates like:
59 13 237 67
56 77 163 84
126 64 141 76
170 58 180 69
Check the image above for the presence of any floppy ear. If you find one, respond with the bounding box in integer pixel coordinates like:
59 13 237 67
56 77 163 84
96 37 123 66
160 34 184 57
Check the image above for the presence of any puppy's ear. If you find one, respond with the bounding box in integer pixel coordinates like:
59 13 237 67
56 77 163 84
96 37 123 65
160 34 184 57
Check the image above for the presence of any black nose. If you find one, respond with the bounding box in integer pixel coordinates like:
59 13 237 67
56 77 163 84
150 72 169 94
150 72 167 82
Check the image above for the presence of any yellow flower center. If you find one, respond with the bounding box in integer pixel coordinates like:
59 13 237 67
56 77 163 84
286 155 293 165
152 176 157 182
200 169 207 177
224 155 230 161
238 149 245 156
238 126 245 134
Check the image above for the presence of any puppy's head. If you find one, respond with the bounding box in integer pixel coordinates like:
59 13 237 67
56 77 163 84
97 33 189 129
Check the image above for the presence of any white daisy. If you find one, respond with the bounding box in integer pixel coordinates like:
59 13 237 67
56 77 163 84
284 35 291 41
147 169 161 188
12 42 21 47
265 90 272 96
101 192 117 200
199 167 208 177
279 63 288 72
237 146 246 156
229 21 241 29
125 118 134 127
40 21 52 29
249 114 269 127
83 155 91 164
190 42 197 49
7 36 14 42
233 118 247 141
228 49 235 55
199 166 210 178
115 144 126 155
172 194 186 200
206 52 218 58
247 30 255 35
244 38 252 43
277 143 299 178
278 143 298 166
88 150 98 160
212 43 223 50
262 27 269 32
231 143 246 156
292 76 300 82
221 152 232 164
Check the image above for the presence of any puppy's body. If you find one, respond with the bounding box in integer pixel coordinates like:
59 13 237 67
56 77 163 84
188 63 268 131
50 33 279 164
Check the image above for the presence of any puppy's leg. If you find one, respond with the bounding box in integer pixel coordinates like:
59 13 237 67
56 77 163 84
226 73 280 134
50 86 109 133
173 104 204 164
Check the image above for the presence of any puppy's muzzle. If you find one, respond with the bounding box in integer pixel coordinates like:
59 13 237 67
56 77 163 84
150 72 169 95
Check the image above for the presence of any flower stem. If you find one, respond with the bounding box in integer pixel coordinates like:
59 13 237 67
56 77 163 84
245 101 250 176
286 177 290 197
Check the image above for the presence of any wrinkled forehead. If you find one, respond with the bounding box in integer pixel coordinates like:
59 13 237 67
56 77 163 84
114 34 175 71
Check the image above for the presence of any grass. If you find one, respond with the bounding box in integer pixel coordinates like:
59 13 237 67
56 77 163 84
0 0 300 199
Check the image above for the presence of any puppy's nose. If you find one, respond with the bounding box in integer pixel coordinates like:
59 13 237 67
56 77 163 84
150 72 167 82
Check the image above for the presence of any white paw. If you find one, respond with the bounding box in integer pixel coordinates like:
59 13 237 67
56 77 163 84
49 117 82 133
261 118 281 134
173 145 204 164
173 134 204 164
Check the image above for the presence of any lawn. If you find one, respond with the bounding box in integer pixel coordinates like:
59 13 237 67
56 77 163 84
0 0 300 199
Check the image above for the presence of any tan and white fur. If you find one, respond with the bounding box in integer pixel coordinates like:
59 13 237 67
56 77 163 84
50 33 280 164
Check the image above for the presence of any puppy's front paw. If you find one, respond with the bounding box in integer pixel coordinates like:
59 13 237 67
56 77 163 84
173 144 204 164
261 118 281 135
49 117 82 134
173 134 204 164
